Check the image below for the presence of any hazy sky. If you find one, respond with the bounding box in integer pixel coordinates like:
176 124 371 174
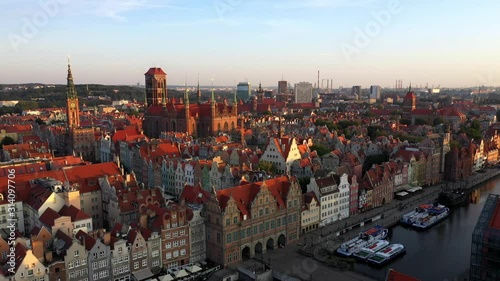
1 0 499 88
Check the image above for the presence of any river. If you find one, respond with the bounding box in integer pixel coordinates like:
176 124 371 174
353 178 500 281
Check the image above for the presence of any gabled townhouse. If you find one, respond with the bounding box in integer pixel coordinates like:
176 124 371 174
63 162 123 230
132 141 181 187
25 185 66 234
348 175 359 216
260 136 302 174
472 140 485 172
209 158 235 191
205 175 301 267
444 145 473 182
38 208 74 238
139 228 162 275
180 184 210 263
3 244 49 281
291 158 317 179
109 225 132 281
484 137 499 166
321 150 342 171
418 137 442 185
341 152 363 180
144 202 190 269
75 230 111 281
108 187 165 228
363 163 394 208
57 230 89 281
337 173 351 220
301 192 320 234
307 174 340 226
38 205 92 237
127 229 153 281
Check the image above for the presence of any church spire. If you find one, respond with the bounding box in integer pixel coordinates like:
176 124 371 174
197 73 201 104
184 76 190 105
234 84 238 105
408 82 412 92
211 78 215 104
67 56 77 99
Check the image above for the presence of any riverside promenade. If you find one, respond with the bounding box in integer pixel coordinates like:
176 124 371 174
282 167 500 279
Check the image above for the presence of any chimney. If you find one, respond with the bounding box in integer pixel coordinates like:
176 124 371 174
139 214 148 228
126 173 131 184
44 251 53 263
103 232 111 246
32 240 44 262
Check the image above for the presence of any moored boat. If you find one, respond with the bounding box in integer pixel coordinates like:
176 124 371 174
367 244 406 266
400 204 433 226
336 225 389 257
353 239 390 260
412 205 450 230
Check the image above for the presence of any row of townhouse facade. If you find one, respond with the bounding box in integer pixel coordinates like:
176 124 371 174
0 199 202 281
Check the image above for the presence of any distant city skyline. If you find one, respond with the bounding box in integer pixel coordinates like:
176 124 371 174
1 0 499 88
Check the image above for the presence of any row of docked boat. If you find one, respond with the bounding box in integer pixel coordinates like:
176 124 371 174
400 203 450 230
336 225 406 266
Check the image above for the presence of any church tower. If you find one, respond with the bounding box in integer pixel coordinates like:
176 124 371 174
197 74 202 104
145 68 167 107
184 80 190 134
66 58 80 128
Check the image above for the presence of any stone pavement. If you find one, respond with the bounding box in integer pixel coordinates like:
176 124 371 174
261 242 376 281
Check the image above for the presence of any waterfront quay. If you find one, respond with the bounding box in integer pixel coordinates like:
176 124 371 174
302 168 500 254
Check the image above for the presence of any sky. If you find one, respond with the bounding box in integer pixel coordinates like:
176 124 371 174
0 0 499 88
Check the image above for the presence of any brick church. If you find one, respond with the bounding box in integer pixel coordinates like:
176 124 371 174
143 67 238 138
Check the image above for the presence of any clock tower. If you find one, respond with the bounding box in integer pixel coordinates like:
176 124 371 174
66 58 80 128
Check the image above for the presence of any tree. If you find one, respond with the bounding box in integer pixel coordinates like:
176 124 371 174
310 143 330 157
0 136 15 149
414 118 430 126
298 177 311 193
258 161 276 174
433 117 446 126
15 100 39 111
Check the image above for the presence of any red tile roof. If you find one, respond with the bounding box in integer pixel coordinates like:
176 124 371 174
59 205 91 221
75 230 96 251
145 67 167 76
180 184 210 205
39 207 61 227
216 176 294 217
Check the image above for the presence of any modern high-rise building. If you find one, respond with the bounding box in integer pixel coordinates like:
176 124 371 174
370 85 381 100
278 80 288 94
470 194 500 281
352 86 362 97
237 82 251 99
294 82 313 103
